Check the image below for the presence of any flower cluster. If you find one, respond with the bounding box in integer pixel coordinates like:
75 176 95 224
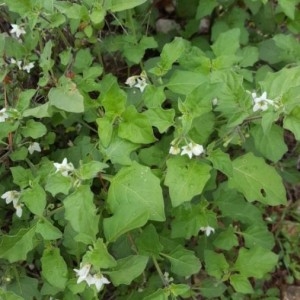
125 73 148 92
0 108 9 122
10 24 26 38
251 91 274 112
200 226 215 237
1 190 23 217
53 158 75 177
163 271 174 284
10 58 34 73
169 142 204 159
74 263 110 292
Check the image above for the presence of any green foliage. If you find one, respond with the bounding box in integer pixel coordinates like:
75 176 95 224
1 0 299 298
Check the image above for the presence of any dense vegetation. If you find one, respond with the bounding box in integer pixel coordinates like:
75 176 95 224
0 0 300 299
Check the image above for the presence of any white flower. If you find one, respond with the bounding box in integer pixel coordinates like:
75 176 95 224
181 143 204 159
251 91 274 112
74 263 92 284
10 24 26 38
74 263 110 292
1 190 20 204
163 272 174 283
22 62 34 73
125 75 148 92
125 76 137 87
14 202 23 217
200 226 215 237
28 142 41 154
134 78 148 92
90 274 110 292
10 58 23 69
0 108 9 122
212 98 218 106
169 145 181 155
192 144 204 156
53 158 75 177
1 190 23 217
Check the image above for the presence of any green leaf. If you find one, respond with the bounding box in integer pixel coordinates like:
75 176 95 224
104 206 149 242
45 173 73 196
48 78 84 113
10 166 33 189
273 34 300 62
204 250 229 279
21 119 47 138
107 255 148 285
55 2 89 19
284 107 300 140
104 165 165 241
36 219 62 240
0 227 36 263
90 6 106 24
9 147 28 162
78 161 108 180
166 70 207 95
199 279 227 298
16 89 36 112
230 274 254 294
64 185 99 244
41 247 68 290
234 246 278 278
21 183 46 216
242 225 275 250
97 116 113 147
278 0 297 19
170 283 191 297
215 184 264 225
123 36 157 64
119 105 156 144
0 288 26 300
100 75 126 116
250 124 288 162
171 203 217 239
136 224 164 256
107 163 165 221
165 156 211 207
101 133 139 165
151 37 187 76
213 226 239 251
73 49 93 71
189 113 215 145
84 239 117 269
207 148 233 177
261 66 300 99
179 84 213 119
23 103 52 118
211 28 240 57
162 245 201 277
104 0 147 12
143 85 166 108
237 46 259 67
143 107 175 133
3 0 32 15
6 276 40 300
228 153 287 205
39 40 54 73
144 289 169 300
196 0 218 19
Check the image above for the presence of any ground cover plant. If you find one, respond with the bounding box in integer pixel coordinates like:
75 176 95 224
0 0 300 299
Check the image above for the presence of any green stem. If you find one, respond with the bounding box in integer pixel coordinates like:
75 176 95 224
152 256 168 286
127 9 136 39
47 205 64 217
